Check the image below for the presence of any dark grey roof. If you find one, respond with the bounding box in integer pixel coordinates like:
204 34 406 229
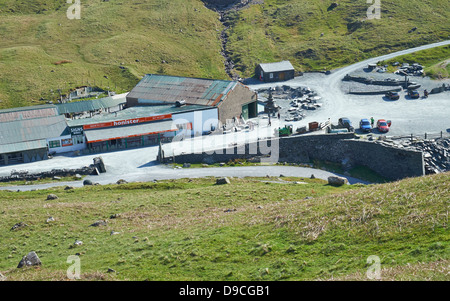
259 61 294 73
0 104 58 123
0 115 69 147
55 97 126 115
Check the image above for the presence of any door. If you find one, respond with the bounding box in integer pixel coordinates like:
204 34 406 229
242 104 249 120
279 72 285 80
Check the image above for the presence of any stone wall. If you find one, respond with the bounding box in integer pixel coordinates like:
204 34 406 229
171 133 425 180
218 83 257 123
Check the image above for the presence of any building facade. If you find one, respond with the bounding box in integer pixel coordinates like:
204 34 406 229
255 61 295 82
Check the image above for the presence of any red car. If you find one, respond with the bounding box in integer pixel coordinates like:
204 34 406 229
377 119 391 133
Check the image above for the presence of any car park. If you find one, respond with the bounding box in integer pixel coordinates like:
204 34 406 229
359 118 372 132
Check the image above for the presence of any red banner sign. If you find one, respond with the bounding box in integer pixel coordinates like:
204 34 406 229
83 114 172 130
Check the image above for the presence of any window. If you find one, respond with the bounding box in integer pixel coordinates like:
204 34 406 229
269 73 274 79
49 140 61 148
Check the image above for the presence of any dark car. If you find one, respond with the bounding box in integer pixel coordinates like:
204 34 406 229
359 118 372 132
377 119 390 133
385 91 400 100
408 89 420 99
338 117 354 132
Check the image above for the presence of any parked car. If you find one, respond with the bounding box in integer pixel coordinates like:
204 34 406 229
408 89 420 99
359 118 372 132
385 91 400 100
377 119 390 133
338 117 354 132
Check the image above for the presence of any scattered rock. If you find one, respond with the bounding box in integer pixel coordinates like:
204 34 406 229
216 177 231 185
64 186 74 190
327 176 348 186
17 251 41 268
182 163 191 168
224 208 236 213
219 162 226 167
310 174 315 179
116 179 128 185
0 272 6 281
11 222 27 231
46 216 55 223
107 268 116 273
110 231 120 235
83 179 93 186
89 220 108 227
74 240 83 246
46 194 58 200
53 176 61 180
75 174 82 179
279 174 285 177
110 214 120 219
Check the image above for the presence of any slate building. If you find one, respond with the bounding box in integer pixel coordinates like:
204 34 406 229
255 60 295 82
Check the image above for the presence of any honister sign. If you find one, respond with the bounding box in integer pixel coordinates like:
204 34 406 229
83 114 172 130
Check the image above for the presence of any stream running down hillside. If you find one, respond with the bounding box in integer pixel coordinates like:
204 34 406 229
202 0 263 80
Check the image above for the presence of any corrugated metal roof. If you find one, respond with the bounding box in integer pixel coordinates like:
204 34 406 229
67 104 212 128
259 61 294 73
0 115 69 146
126 74 238 106
55 97 126 115
0 139 48 154
0 104 58 123
84 120 177 143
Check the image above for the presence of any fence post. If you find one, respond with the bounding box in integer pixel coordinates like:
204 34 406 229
425 133 427 140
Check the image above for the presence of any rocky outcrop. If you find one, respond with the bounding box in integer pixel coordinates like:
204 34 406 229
17 251 41 268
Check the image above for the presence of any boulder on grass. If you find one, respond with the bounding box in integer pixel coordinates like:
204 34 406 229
327 176 348 186
216 177 231 185
17 251 41 268
46 194 58 200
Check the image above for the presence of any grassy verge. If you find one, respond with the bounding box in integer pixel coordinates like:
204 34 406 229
0 173 448 281
0 175 85 187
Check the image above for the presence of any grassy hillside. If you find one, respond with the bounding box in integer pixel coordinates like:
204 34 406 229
0 173 448 281
0 0 227 108
0 0 449 109
226 0 450 76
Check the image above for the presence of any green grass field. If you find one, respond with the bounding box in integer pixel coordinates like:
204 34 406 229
0 0 449 109
226 0 450 76
0 173 448 281
0 0 227 108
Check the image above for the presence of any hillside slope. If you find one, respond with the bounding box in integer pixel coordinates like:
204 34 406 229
0 0 449 108
0 173 448 281
225 0 450 76
0 0 227 108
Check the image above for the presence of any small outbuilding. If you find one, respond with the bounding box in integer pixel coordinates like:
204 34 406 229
255 61 295 82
